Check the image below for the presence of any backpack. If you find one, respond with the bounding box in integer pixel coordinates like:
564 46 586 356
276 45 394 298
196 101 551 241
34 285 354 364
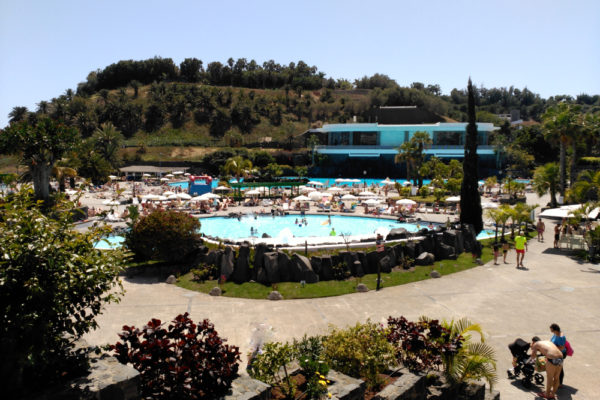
565 340 574 357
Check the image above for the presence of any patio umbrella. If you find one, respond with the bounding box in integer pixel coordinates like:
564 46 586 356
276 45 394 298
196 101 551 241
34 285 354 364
167 194 179 200
335 178 346 183
307 181 324 186
245 189 260 196
156 195 168 201
160 177 169 181
358 191 375 197
341 194 357 200
165 174 174 178
184 172 190 176
402 181 412 186
102 199 120 206
177 193 192 200
142 194 160 200
396 198 416 205
481 202 499 209
446 196 461 202
308 191 331 200
163 191 176 196
364 198 380 205
293 195 311 201
214 185 232 191
350 179 362 183
202 193 220 199
327 186 344 192
142 173 151 177
108 175 118 180
300 186 316 193
173 171 184 175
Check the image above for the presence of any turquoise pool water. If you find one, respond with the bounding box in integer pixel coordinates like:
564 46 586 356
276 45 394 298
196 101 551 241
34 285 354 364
94 235 125 250
169 177 431 191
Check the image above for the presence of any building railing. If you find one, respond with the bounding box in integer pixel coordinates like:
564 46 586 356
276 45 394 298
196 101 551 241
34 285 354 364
316 145 493 149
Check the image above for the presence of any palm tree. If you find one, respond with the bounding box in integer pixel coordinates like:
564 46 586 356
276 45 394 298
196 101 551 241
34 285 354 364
513 202 537 234
532 162 560 207
484 176 497 194
394 131 432 186
223 156 253 181
52 166 78 192
8 106 29 123
395 141 416 183
36 101 49 114
485 208 503 242
568 170 600 203
542 103 582 197
92 122 123 168
440 318 498 390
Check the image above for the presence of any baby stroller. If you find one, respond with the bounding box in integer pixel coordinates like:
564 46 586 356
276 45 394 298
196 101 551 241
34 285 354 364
507 338 544 387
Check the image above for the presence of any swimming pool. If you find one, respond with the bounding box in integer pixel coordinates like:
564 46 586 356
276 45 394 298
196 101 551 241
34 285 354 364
94 235 125 250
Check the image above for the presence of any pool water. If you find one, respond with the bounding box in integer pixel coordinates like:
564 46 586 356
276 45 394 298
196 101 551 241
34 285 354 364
200 214 419 240
94 235 125 250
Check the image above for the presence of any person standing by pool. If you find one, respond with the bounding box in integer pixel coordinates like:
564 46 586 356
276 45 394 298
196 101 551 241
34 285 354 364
515 232 528 268
554 224 561 248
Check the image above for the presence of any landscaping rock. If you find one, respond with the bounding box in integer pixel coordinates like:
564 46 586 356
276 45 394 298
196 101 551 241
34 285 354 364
232 243 251 283
435 243 456 260
277 252 291 282
415 252 435 266
353 260 364 277
366 251 380 274
310 256 323 277
220 246 235 281
404 242 416 258
387 227 409 240
327 369 366 400
430 270 441 278
263 252 280 283
372 369 425 400
457 382 486 400
443 229 464 254
209 287 222 296
253 243 270 270
224 374 271 400
320 256 335 281
267 290 283 300
256 266 269 285
291 254 319 283
165 275 177 284
356 251 368 273
379 255 394 273
356 283 369 292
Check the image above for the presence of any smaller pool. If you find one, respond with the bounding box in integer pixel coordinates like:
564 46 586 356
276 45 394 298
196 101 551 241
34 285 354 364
94 236 125 250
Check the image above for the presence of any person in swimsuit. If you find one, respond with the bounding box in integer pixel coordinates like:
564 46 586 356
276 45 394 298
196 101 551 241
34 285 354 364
554 224 560 248
502 238 509 264
537 218 546 242
530 337 563 399
549 323 567 387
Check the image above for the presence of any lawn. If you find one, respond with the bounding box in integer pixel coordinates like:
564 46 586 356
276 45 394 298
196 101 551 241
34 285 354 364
176 246 493 300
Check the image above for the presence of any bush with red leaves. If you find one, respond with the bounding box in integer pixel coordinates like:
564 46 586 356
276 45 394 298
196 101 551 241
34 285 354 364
386 316 463 373
112 313 240 399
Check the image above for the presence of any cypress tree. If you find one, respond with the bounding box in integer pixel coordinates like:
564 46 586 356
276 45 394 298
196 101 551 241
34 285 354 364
460 78 483 234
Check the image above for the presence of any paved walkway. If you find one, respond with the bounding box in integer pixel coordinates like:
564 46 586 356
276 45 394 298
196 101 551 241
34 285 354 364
85 235 600 399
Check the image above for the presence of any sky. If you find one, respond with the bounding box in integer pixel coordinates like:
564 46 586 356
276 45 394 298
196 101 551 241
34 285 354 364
1 0 599 127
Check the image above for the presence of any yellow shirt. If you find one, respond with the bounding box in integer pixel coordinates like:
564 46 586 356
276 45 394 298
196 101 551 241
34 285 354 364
515 236 527 250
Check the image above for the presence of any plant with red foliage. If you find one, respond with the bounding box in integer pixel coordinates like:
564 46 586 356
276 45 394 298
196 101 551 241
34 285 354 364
387 316 463 373
112 313 240 399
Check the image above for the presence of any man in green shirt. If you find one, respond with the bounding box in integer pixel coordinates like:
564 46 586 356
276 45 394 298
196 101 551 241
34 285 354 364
514 232 528 268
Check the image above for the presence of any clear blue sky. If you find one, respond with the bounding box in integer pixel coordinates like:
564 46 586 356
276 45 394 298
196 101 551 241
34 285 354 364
1 0 599 127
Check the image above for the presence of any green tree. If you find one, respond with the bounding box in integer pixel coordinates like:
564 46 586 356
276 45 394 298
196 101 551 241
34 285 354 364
460 78 483 234
484 176 497 194
92 122 123 168
532 162 560 207
0 188 123 396
223 155 253 181
8 106 29 123
542 103 582 197
568 170 600 203
52 166 77 192
0 118 78 203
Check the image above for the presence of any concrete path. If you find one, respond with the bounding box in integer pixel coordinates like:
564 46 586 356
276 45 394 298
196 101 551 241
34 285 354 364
85 236 600 400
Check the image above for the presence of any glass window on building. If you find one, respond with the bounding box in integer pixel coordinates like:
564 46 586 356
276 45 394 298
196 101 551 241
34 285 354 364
355 131 378 145
435 131 461 146
330 131 351 145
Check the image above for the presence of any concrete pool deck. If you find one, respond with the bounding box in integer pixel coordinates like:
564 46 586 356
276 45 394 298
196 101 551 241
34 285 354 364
85 234 600 400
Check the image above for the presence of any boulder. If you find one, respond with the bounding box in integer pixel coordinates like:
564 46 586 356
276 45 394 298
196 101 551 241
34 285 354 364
356 251 368 274
310 256 323 277
366 251 380 274
443 229 464 254
387 227 409 240
319 256 335 281
232 243 251 283
209 287 222 296
385 247 398 266
379 255 394 273
256 267 269 285
392 243 404 261
436 243 457 260
415 252 435 266
253 243 270 270
165 275 177 284
404 242 416 258
353 260 364 277
204 250 218 268
263 252 280 283
291 254 319 283
267 291 283 300
220 246 235 281
430 270 441 278
331 254 341 268
356 283 369 292
277 252 291 282
420 234 435 253
261 233 271 238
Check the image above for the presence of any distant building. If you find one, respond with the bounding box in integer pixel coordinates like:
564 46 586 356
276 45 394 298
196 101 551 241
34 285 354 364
307 106 500 178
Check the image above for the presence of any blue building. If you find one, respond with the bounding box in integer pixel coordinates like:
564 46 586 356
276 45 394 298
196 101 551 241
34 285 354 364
308 106 500 178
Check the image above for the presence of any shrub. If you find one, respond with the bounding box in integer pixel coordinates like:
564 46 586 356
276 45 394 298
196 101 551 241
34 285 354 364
0 188 124 396
322 321 396 389
191 263 218 282
248 341 297 398
293 335 330 399
386 316 462 373
112 313 240 399
418 186 430 197
125 209 201 262
331 262 351 280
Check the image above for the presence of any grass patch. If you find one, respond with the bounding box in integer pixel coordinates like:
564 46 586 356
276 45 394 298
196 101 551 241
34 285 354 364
176 248 493 300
